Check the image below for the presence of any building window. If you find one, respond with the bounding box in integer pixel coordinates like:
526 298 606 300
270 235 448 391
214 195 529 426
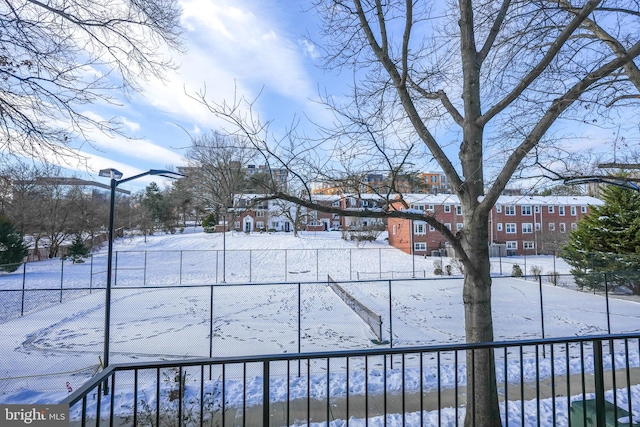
521 205 532 216
456 223 463 231
430 175 438 183
445 223 451 230
570 206 577 216
271 221 279 228
456 205 462 215
549 223 555 231
497 223 503 231
414 242 427 251
506 223 517 233
429 225 435 232
523 241 535 250
496 205 502 213
505 205 516 215
414 222 426 235
522 223 533 234
534 205 540 213
548 206 554 213
444 205 451 213
506 241 518 250
559 206 565 216
559 223 566 233
257 210 265 217
332 200 340 207
581 206 587 213
234 221 240 229
571 223 577 231
256 221 264 229
427 204 435 212
535 222 541 231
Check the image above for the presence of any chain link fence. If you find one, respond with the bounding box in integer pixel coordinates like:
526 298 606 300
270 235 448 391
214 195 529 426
1 272 639 400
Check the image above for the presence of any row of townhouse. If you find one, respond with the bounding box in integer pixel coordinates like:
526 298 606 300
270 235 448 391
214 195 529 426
387 194 604 256
230 194 386 233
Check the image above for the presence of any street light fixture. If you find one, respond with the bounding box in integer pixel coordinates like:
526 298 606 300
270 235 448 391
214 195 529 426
99 168 186 392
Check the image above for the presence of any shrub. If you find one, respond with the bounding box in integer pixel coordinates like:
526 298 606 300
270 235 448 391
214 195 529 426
529 265 542 280
0 215 29 272
547 270 560 286
451 258 465 275
433 260 443 275
512 264 523 277
444 264 453 276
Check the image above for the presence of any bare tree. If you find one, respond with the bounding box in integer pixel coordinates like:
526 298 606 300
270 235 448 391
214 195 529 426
194 1 640 423
0 0 183 161
185 130 259 225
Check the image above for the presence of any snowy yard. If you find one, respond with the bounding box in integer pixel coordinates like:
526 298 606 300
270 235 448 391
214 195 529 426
1 228 640 425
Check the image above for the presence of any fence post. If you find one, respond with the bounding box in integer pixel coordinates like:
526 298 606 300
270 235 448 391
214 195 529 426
60 257 64 303
89 255 93 292
21 262 26 316
115 251 119 287
593 339 606 427
143 251 147 286
539 275 546 358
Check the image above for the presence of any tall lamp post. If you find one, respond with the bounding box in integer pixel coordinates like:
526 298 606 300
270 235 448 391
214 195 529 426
99 168 186 387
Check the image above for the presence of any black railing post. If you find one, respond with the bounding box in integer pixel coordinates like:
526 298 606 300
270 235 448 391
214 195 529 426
388 280 393 350
539 275 546 358
263 360 270 427
604 273 611 335
593 339 606 427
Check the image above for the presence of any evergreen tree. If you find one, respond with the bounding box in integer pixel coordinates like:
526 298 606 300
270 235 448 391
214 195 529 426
560 184 640 294
0 214 29 272
67 234 90 264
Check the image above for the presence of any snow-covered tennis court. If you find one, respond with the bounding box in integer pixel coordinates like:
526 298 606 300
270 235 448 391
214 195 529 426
1 229 640 425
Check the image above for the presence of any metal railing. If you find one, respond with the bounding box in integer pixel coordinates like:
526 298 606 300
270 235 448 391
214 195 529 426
62 333 640 426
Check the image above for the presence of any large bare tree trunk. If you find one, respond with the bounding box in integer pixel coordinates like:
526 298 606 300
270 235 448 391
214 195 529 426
461 212 500 425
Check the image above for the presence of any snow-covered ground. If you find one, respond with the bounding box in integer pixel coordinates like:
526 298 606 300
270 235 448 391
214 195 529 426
1 228 639 426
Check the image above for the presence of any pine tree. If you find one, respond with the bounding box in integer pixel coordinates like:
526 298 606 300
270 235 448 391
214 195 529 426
561 184 640 294
0 214 29 273
67 234 90 264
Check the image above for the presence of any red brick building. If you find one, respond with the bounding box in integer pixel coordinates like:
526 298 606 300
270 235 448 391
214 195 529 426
387 194 604 256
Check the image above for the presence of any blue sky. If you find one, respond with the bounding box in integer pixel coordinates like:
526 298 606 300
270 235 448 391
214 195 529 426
51 0 341 191
44 0 635 193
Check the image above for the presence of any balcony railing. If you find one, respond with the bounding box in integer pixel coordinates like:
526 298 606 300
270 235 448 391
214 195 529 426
62 333 640 426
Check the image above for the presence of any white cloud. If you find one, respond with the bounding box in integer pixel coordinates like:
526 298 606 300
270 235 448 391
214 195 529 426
138 0 317 124
121 117 141 132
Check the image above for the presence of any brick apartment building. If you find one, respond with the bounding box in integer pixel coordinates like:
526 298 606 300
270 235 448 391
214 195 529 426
387 194 604 256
